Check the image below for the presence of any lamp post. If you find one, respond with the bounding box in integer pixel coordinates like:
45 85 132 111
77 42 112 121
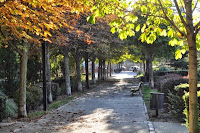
42 41 47 111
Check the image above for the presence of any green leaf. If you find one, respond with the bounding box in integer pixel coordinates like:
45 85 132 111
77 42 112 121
175 49 182 60
126 24 135 29
169 38 178 46
167 29 174 38
160 29 167 36
87 15 95 24
110 27 117 34
94 9 100 17
136 24 140 32
125 14 138 23
127 30 135 36
146 33 156 44
119 31 127 40
141 24 146 33
141 5 147 13
140 33 147 42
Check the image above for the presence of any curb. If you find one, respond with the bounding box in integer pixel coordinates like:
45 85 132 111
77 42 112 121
142 87 156 133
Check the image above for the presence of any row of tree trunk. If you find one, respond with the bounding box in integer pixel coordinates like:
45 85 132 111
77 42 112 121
17 43 113 118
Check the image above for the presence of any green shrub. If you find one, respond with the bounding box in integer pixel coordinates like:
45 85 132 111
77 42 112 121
183 91 200 131
160 76 188 95
154 70 188 77
167 91 186 121
168 83 200 122
51 83 61 100
53 76 79 93
15 86 43 112
155 74 183 91
5 99 18 118
26 86 43 111
0 91 17 121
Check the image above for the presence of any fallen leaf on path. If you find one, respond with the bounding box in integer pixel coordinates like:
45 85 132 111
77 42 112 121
62 127 68 129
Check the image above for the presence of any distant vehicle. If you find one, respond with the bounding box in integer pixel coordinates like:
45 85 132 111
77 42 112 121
129 66 140 72
122 66 126 71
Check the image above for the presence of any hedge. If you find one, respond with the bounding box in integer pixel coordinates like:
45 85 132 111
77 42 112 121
167 83 200 121
155 74 183 91
159 76 188 95
154 70 188 77
183 91 200 132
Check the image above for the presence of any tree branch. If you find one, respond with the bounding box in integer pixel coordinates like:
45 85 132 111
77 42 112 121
157 0 186 37
173 0 187 27
194 21 200 35
193 0 198 13
8 41 23 55
0 28 23 55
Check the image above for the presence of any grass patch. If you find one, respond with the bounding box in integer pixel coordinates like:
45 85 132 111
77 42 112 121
27 90 86 119
142 85 158 103
28 111 47 119
48 96 74 110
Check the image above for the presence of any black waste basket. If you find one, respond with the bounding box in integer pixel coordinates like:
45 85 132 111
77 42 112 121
150 92 164 115
141 76 146 82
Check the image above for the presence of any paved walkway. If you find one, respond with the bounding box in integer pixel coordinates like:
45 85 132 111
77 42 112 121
0 71 189 133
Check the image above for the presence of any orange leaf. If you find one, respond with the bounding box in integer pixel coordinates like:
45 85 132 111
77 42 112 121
62 127 68 129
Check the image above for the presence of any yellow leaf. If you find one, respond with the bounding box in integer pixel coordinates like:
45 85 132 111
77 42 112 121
44 31 52 37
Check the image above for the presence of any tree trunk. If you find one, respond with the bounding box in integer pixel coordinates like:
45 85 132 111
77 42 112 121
85 51 89 89
110 63 112 77
18 48 28 118
63 47 71 95
184 1 199 131
139 63 142 72
100 60 103 79
188 34 198 133
145 58 149 81
107 62 109 78
143 60 146 74
75 50 82 91
98 59 101 80
92 57 96 84
45 44 52 103
102 60 106 80
148 52 154 88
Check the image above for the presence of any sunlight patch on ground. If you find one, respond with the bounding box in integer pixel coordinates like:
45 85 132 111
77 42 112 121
112 71 137 79
55 108 116 133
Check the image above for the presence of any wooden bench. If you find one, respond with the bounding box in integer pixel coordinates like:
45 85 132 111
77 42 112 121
130 82 143 95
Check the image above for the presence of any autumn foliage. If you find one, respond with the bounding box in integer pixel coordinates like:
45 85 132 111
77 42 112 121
0 0 93 46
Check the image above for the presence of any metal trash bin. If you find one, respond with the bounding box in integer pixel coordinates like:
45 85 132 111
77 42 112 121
141 76 146 83
150 92 164 115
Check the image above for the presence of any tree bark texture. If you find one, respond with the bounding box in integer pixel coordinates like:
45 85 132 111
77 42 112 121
102 60 106 80
45 44 52 103
92 57 96 84
98 59 103 80
107 62 109 78
100 60 103 79
143 61 146 74
148 52 154 88
109 63 112 77
63 47 71 95
18 48 28 118
85 51 89 89
185 0 199 132
75 50 82 91
145 58 149 81
188 34 198 133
